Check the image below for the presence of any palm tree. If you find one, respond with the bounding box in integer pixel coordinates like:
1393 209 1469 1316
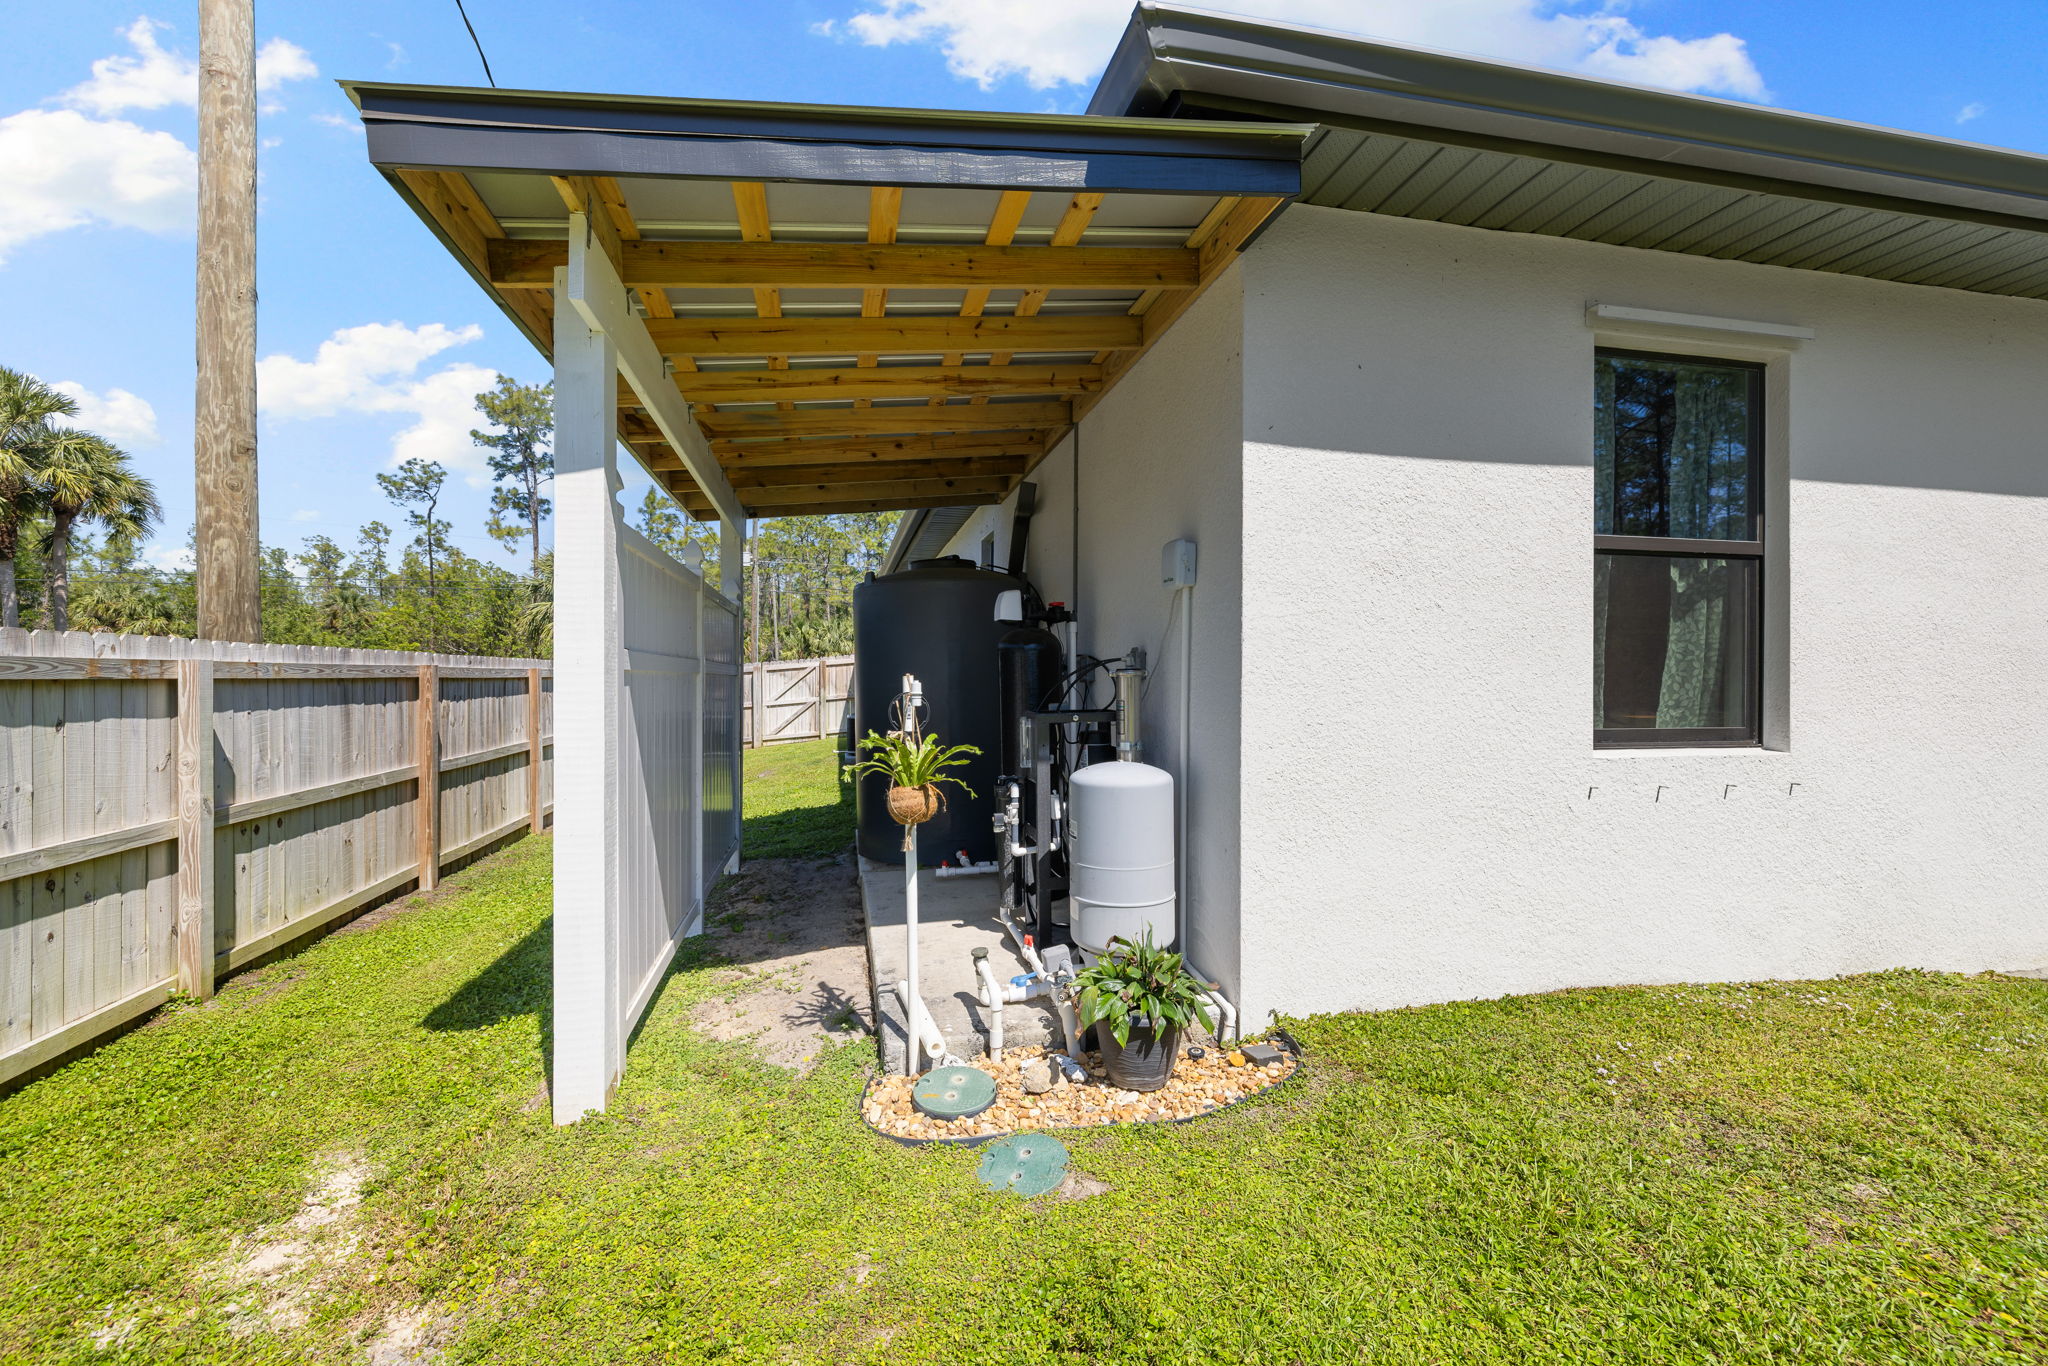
37 431 159 631
0 368 78 628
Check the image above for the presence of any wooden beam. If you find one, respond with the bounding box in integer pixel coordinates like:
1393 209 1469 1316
646 313 1143 358
566 213 749 529
683 491 1005 519
713 431 1047 468
725 475 1014 507
195 0 259 642
940 189 1032 404
689 401 1071 439
987 191 1106 387
858 187 904 401
488 239 1198 290
677 364 1101 404
591 175 676 320
393 168 555 349
731 182 793 408
1073 195 1288 425
726 455 1029 488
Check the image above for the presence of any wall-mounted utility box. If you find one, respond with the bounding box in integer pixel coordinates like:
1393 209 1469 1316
1162 538 1198 587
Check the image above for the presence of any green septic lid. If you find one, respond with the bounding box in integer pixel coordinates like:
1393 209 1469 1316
976 1133 1069 1197
912 1066 997 1121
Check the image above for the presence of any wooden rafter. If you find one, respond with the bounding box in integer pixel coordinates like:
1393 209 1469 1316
731 182 793 410
393 169 552 344
856 187 905 406
1073 194 1287 424
938 189 1031 405
486 239 1197 290
676 364 1101 404
985 191 1105 389
644 314 1143 358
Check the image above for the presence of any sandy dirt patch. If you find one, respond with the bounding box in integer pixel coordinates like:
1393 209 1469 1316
691 855 874 1071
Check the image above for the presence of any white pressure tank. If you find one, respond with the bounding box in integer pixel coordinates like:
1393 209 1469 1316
1067 760 1176 957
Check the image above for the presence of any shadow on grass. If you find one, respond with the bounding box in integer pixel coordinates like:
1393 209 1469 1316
743 765 856 861
421 919 554 1077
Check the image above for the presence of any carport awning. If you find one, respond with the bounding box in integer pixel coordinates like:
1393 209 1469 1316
345 83 1310 519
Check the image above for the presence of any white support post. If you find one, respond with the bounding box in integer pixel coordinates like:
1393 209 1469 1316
551 247 626 1125
719 514 743 606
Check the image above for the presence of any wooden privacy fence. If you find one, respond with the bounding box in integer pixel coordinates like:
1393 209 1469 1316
0 629 553 1086
742 654 853 748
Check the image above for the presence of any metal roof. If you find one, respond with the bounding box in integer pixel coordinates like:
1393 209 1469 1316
346 80 1307 519
1090 4 2048 301
344 82 1307 197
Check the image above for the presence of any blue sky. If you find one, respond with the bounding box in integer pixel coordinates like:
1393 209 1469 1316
4 0 2043 571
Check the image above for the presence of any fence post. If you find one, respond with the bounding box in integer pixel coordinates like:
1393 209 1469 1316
751 659 765 749
175 659 216 999
527 666 546 834
815 656 827 741
416 662 440 891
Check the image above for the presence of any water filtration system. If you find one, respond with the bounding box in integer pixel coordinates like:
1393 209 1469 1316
852 488 1233 1070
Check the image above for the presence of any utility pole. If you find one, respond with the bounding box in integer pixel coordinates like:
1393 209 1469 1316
195 0 261 641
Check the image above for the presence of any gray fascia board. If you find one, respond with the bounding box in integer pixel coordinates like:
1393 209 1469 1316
1093 4 2048 230
348 81 1309 196
363 120 1301 197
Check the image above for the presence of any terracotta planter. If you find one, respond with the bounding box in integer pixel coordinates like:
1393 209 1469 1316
887 783 942 826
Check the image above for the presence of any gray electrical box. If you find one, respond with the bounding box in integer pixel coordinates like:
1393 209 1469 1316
1162 537 1198 587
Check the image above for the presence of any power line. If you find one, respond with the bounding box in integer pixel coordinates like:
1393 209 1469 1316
452 0 497 87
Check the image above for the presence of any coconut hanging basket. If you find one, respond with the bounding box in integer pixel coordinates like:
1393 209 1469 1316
887 783 944 827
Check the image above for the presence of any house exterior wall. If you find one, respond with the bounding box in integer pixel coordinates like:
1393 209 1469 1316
936 272 1249 1000
1234 203 2048 1026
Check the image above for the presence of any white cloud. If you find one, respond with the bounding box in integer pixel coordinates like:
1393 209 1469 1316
143 541 194 572
1956 101 1986 125
47 381 161 446
257 322 499 484
0 19 316 260
0 108 195 260
290 508 321 522
61 18 318 116
312 111 365 136
818 0 1766 99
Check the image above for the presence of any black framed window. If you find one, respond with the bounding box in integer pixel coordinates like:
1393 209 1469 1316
1594 348 1763 747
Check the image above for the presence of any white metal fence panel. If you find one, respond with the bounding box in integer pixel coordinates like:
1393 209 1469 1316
616 526 707 1029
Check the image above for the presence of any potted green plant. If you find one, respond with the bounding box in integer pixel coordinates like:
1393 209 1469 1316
851 731 980 827
1073 933 1217 1091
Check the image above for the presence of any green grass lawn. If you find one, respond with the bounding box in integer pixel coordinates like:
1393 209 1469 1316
2 743 2045 1362
742 738 855 859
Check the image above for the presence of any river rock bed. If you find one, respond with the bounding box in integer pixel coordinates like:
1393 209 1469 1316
862 1043 1297 1142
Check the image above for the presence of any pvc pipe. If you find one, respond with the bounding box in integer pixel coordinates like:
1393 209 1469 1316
973 954 1005 1058
1182 963 1237 1043
1176 583 1192 951
936 861 998 878
904 817 923 1075
893 980 948 1069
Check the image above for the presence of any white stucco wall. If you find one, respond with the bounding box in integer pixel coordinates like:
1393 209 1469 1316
937 273 1249 999
1235 204 2048 1026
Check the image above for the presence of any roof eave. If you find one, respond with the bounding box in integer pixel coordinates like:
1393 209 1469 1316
1089 3 2048 230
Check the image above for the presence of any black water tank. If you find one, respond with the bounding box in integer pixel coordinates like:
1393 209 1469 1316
853 557 1023 865
997 625 1063 776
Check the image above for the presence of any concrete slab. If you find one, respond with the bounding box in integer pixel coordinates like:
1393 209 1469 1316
858 856 1060 1074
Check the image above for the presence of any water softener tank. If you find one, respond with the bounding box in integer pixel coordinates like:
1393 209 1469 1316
1067 761 1176 956
852 557 1021 865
